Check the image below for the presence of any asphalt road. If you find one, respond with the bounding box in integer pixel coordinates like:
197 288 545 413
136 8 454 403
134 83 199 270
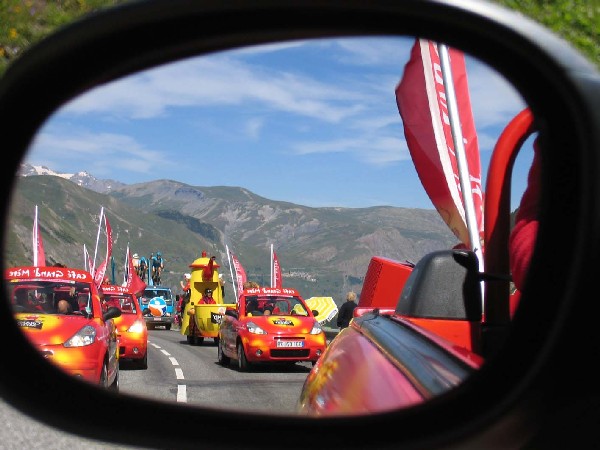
0 327 314 449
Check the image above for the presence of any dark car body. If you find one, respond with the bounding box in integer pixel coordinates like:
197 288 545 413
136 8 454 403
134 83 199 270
1 1 599 450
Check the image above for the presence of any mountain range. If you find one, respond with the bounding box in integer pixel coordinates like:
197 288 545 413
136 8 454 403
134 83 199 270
7 164 458 306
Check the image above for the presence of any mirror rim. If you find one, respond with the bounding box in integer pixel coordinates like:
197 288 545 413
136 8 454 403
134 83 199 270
1 1 599 449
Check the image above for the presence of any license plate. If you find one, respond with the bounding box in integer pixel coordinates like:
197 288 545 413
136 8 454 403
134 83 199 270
154 318 163 321
276 340 304 348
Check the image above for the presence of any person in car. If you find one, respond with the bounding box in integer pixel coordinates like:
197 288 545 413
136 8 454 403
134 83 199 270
199 288 216 304
56 299 73 314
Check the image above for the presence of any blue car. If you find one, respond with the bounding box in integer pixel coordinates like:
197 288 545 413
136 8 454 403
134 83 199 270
139 286 174 330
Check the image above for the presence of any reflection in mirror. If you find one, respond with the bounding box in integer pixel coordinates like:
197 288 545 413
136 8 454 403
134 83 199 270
5 36 532 415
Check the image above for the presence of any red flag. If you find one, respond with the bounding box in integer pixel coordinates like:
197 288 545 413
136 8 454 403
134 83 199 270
94 215 113 287
395 39 483 248
230 250 247 295
94 258 108 287
272 251 282 288
32 205 46 267
125 248 146 296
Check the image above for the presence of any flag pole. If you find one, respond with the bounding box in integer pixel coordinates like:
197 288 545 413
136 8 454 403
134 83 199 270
270 243 274 288
33 205 39 266
226 245 238 301
437 43 485 303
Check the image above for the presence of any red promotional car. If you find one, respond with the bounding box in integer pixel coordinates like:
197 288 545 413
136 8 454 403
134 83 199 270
99 284 148 369
218 287 327 370
6 266 121 390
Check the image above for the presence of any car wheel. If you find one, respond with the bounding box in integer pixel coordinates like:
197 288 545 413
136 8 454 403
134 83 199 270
187 335 195 345
196 336 204 346
138 352 148 370
218 339 230 366
147 323 154 330
214 337 220 347
165 324 171 330
109 367 119 392
237 343 249 372
99 363 109 389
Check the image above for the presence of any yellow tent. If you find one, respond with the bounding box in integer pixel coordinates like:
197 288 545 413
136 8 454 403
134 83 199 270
305 297 338 324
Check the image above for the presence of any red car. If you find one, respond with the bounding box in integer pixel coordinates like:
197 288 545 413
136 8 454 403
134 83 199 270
99 284 148 369
218 287 327 371
6 266 121 390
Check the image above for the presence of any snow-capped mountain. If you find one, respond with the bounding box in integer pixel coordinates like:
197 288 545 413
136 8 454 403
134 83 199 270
18 163 126 194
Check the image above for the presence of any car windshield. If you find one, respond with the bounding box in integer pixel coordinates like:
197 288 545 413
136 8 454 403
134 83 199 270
247 296 309 316
144 289 171 300
104 294 137 314
11 281 93 316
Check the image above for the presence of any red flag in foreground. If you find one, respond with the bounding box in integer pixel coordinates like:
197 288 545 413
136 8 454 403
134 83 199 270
229 250 247 296
395 39 483 248
32 205 46 267
125 248 146 296
272 251 282 288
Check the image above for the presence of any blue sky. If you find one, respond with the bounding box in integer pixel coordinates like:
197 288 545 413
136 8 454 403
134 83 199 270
26 36 532 210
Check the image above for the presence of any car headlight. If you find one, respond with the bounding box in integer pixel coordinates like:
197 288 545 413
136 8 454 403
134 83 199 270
127 320 146 333
63 325 97 347
310 322 323 335
246 321 267 335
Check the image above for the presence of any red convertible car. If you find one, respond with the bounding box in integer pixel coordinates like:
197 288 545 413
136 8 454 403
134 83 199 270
298 108 535 414
99 284 148 369
6 266 121 390
217 286 327 370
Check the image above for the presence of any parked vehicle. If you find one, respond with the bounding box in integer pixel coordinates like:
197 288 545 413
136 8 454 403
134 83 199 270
218 286 327 371
6 266 121 390
139 285 175 330
99 284 148 369
180 251 234 345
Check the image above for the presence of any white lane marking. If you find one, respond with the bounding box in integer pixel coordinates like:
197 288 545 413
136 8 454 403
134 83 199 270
148 339 187 401
177 384 187 403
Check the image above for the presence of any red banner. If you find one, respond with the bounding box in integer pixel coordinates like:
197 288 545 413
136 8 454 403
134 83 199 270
230 250 247 297
125 248 146 296
272 251 282 288
94 215 113 287
395 39 483 248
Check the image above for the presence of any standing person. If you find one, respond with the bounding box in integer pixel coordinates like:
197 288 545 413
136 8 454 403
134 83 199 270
180 273 191 293
199 288 216 304
337 291 358 329
132 253 140 274
508 138 541 316
177 273 191 326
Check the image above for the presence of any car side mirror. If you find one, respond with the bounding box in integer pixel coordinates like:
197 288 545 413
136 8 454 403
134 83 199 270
103 306 121 321
225 309 238 319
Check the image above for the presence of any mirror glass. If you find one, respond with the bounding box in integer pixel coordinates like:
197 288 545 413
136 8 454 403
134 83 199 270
5 36 533 414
